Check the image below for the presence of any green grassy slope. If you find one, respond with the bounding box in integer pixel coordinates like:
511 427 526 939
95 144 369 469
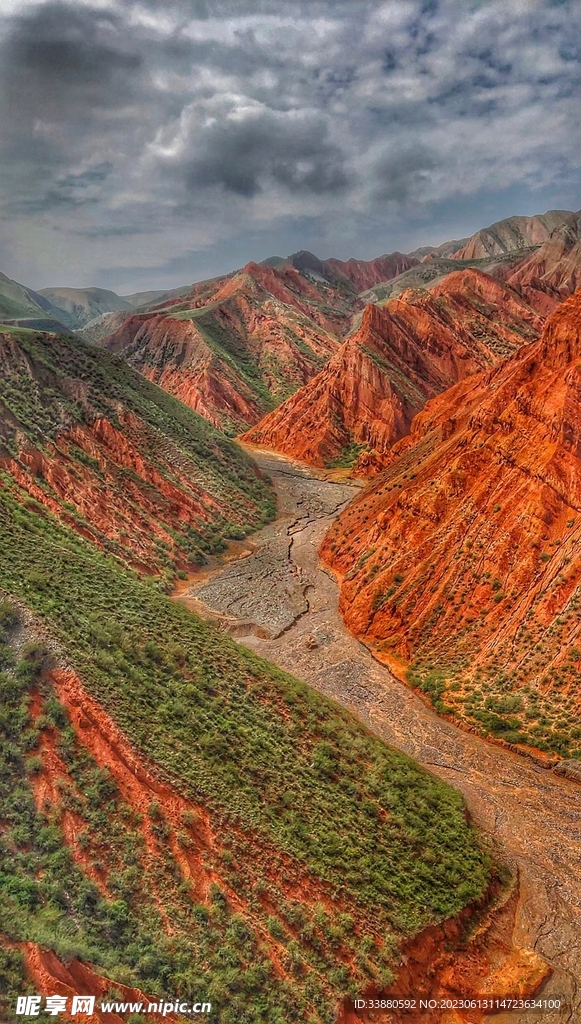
0 273 62 322
0 325 262 467
0 487 493 1023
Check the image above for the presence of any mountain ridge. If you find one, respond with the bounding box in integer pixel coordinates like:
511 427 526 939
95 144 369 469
320 287 581 758
97 258 362 433
38 286 133 328
450 209 575 260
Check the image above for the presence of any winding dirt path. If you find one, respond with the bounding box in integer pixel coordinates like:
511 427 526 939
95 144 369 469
178 450 581 1024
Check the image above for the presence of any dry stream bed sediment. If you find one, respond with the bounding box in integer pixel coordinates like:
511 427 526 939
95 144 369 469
176 450 581 1024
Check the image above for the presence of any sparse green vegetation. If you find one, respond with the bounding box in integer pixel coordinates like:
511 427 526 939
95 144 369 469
324 438 367 470
408 648 581 758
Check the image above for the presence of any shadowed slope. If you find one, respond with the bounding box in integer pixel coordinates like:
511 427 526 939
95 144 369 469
451 210 575 260
38 287 133 328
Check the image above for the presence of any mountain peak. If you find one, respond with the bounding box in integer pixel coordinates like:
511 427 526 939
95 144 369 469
360 299 388 332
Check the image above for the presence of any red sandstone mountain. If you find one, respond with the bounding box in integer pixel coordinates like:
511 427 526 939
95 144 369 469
99 260 355 433
96 251 424 434
244 269 543 472
269 249 419 292
451 210 574 260
320 288 581 757
494 212 581 314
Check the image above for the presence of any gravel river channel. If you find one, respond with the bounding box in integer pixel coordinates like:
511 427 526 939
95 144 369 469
176 449 581 1024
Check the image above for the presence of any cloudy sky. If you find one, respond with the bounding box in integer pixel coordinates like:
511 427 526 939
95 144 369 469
0 0 580 292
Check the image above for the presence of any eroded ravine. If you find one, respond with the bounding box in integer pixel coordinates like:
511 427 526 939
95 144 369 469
178 449 581 1024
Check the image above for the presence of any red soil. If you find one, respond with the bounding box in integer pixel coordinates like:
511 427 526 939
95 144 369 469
325 253 419 293
101 261 349 432
21 667 551 1023
23 942 180 1023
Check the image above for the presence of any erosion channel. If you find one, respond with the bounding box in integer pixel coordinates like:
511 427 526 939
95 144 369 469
176 449 581 1024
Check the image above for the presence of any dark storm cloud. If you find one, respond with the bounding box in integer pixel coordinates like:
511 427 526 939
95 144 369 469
184 112 349 197
8 5 139 78
10 164 114 215
374 147 439 203
0 0 579 289
1 3 143 116
0 1 146 206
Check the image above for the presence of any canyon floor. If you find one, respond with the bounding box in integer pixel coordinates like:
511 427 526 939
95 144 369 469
175 449 581 1024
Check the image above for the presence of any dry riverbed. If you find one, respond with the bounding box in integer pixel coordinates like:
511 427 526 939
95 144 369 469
177 449 581 1024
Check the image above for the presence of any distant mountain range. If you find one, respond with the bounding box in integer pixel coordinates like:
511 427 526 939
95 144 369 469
0 279 189 331
2 205 578 329
90 206 581 445
38 286 134 326
451 209 573 259
1 207 580 439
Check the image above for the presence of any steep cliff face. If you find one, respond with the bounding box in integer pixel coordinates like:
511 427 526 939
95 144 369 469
0 326 274 578
210 259 354 335
100 261 349 433
321 288 581 758
274 249 420 295
98 312 267 430
451 209 575 259
244 269 542 472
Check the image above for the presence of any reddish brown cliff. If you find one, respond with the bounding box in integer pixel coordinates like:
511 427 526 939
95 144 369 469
101 313 267 429
100 261 349 432
320 288 581 757
0 327 273 579
244 269 542 472
3 411 266 576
